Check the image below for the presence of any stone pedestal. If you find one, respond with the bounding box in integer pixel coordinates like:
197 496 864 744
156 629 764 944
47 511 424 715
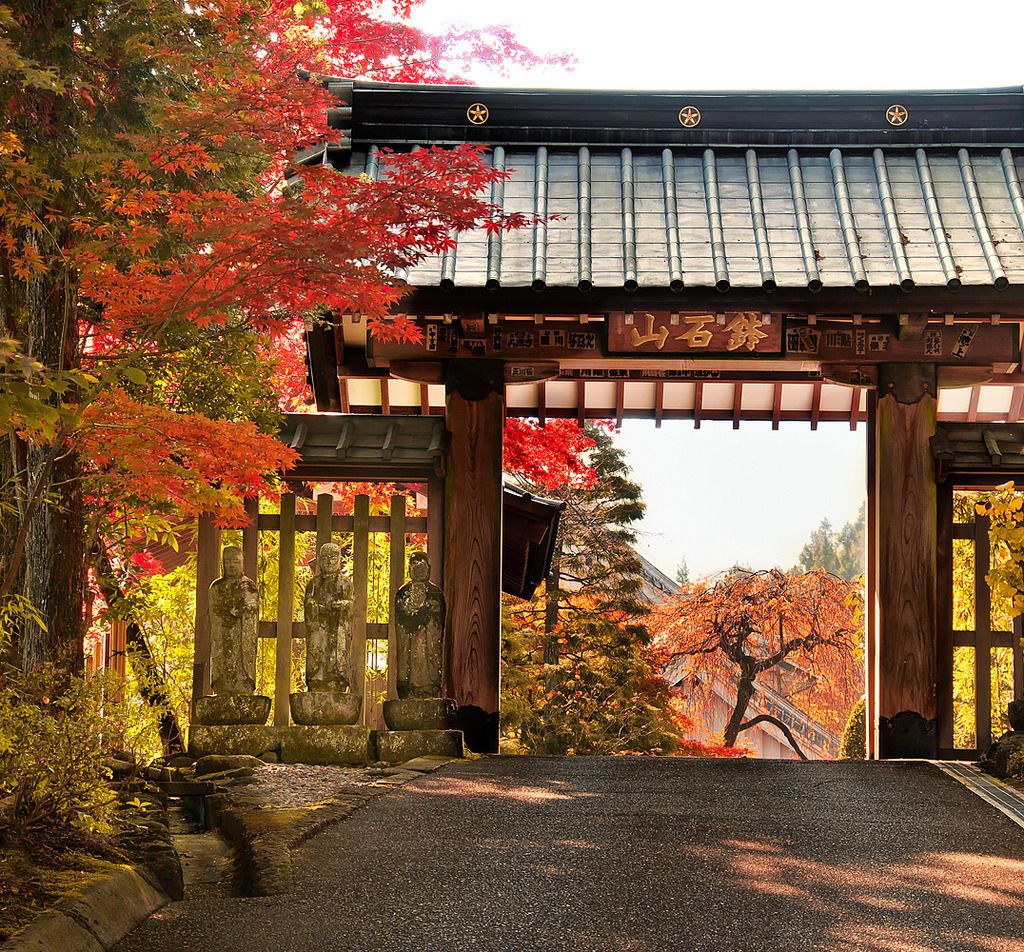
193 694 271 726
290 691 360 726
280 725 372 766
189 724 279 759
383 697 456 731
376 729 464 764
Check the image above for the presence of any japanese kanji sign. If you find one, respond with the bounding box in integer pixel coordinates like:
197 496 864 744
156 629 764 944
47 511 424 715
782 321 1019 364
368 318 605 362
607 312 782 356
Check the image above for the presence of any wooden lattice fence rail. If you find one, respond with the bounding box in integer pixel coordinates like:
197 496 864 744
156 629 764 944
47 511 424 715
193 489 436 731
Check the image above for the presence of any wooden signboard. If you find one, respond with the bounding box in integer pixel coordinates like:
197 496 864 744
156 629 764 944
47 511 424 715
369 318 605 362
783 321 1020 364
607 311 782 356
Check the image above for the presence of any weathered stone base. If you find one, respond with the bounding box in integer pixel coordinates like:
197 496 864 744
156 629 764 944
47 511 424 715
290 690 361 725
189 724 280 759
383 697 457 731
193 694 271 726
280 725 373 766
376 729 464 764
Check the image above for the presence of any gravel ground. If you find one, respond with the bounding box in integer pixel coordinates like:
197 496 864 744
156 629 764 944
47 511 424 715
238 763 392 808
115 758 1024 952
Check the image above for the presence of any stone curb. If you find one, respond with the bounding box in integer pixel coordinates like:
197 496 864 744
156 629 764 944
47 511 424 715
1 866 169 952
210 756 456 896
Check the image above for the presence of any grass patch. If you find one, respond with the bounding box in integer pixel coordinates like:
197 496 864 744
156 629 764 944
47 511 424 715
0 843 125 942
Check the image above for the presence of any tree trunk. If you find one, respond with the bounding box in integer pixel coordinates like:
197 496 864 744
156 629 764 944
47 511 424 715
543 524 562 664
19 272 85 676
724 668 756 746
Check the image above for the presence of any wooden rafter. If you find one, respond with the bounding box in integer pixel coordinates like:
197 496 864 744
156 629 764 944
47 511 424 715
810 381 823 431
694 381 704 430
615 381 625 429
655 380 665 429
732 382 744 430
772 382 782 430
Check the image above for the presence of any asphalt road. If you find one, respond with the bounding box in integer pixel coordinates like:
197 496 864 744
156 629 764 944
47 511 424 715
115 758 1024 952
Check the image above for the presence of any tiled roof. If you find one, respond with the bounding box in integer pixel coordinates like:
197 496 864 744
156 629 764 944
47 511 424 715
336 144 1024 294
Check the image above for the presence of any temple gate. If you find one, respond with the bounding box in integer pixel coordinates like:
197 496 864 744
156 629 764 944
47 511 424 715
203 81 1024 757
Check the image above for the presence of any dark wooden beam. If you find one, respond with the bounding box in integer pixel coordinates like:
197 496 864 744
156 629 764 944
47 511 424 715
865 392 877 758
444 362 503 753
340 378 351 413
654 380 665 429
192 515 221 714
732 382 743 430
849 388 861 431
403 284 1024 319
420 383 430 416
967 385 980 422
538 380 547 426
576 381 586 427
875 364 937 757
379 378 391 415
615 381 625 429
935 478 954 752
772 382 782 430
694 381 704 430
810 381 822 431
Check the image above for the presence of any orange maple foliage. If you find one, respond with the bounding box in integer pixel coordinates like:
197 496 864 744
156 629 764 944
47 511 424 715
651 569 862 752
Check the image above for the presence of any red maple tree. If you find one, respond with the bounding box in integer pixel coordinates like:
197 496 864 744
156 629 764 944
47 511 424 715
650 569 862 757
0 0 568 668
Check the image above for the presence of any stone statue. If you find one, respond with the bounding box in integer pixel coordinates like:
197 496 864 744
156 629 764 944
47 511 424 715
303 542 354 693
979 700 1024 778
209 545 259 695
395 551 445 699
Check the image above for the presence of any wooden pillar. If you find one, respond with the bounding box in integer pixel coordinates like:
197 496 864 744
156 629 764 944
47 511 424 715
275 494 295 727
874 364 938 758
192 514 221 716
444 360 504 753
865 392 878 758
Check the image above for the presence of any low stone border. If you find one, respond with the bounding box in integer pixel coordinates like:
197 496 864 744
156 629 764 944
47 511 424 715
208 756 455 896
1 866 169 952
933 760 1024 830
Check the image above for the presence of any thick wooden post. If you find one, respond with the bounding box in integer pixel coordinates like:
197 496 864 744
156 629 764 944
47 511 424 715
874 364 938 758
865 392 878 758
192 514 221 715
444 360 504 753
275 494 295 727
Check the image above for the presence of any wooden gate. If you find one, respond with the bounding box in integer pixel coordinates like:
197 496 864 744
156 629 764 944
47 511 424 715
193 489 438 730
938 485 1024 757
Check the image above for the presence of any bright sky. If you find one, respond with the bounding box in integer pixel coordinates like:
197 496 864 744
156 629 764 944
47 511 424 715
407 0 1021 577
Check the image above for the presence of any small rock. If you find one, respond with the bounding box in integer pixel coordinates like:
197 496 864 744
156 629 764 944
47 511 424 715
195 754 265 776
259 751 281 763
164 753 197 768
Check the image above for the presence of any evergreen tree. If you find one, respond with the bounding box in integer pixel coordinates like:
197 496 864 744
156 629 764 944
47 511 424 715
502 424 684 755
792 504 865 581
675 558 689 586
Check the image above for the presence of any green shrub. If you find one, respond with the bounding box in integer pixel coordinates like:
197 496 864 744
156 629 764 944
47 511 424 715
838 696 866 759
0 668 116 842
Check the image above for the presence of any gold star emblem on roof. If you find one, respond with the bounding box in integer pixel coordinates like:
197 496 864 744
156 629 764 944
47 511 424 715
886 104 909 127
467 102 490 125
678 105 702 128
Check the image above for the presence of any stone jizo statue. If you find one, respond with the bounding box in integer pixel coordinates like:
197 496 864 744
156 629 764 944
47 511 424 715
395 551 445 699
303 542 354 693
208 545 259 695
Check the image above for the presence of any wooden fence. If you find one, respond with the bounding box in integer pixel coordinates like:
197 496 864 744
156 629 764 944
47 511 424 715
940 506 1024 754
193 488 441 730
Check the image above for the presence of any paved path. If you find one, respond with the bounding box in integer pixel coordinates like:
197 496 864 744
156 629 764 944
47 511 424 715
116 758 1024 951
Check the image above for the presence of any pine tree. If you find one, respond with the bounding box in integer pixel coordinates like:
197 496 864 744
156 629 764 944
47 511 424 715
502 425 684 755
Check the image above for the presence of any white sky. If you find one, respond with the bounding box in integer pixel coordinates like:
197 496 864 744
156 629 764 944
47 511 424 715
408 0 1020 577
